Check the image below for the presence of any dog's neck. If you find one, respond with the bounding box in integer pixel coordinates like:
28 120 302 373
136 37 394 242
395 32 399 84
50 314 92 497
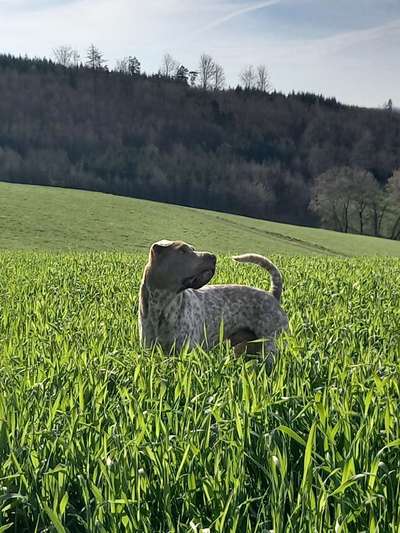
140 269 183 322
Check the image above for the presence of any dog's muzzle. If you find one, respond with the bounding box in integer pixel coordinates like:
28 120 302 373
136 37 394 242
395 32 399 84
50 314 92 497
181 255 216 291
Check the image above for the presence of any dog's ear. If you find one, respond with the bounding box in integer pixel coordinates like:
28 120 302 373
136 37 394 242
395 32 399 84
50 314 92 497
150 240 173 259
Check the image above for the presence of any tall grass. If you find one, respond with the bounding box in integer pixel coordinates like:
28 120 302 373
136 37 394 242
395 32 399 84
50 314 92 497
0 253 399 532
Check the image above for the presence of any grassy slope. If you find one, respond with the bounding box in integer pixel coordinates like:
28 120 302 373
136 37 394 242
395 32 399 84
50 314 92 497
1 182 400 256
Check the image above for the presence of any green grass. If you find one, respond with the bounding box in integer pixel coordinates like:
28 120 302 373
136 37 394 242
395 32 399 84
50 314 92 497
0 252 399 532
1 182 400 256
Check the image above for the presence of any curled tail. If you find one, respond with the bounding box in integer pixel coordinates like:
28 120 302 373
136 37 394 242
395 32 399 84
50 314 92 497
232 254 283 302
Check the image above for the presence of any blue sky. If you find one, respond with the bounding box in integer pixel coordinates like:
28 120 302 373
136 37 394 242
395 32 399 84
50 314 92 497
0 0 399 107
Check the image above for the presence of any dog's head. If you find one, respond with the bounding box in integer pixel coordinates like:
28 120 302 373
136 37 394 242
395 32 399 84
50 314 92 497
146 240 216 293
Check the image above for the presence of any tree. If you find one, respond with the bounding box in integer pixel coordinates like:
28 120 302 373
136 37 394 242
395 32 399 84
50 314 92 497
175 65 189 84
53 45 80 67
240 65 256 90
189 70 198 87
71 49 80 66
212 63 225 91
384 99 393 112
199 54 216 90
160 53 178 78
351 131 375 170
310 167 385 234
127 56 141 76
116 56 141 76
347 169 380 234
116 57 128 73
0 146 22 180
85 44 106 70
310 167 353 232
370 188 389 237
386 170 400 239
256 65 272 92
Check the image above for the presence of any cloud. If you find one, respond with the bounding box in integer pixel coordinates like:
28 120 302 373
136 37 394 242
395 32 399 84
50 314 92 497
0 0 80 11
226 14 400 63
194 0 282 34
291 17 400 60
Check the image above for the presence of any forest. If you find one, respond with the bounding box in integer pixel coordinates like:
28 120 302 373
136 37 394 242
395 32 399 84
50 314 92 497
0 51 399 237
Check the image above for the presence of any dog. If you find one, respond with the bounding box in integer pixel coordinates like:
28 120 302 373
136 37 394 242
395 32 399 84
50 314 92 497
138 240 288 356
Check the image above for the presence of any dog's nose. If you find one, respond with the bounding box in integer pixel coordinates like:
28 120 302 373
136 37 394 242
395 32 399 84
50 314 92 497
201 252 217 267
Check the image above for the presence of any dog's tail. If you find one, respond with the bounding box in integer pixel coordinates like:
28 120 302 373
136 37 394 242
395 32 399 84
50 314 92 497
232 254 283 302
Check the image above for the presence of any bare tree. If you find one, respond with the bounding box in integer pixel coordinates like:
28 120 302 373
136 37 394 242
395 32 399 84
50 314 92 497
386 170 400 239
189 70 198 87
240 65 256 90
348 169 380 234
116 56 140 76
310 167 355 233
116 57 129 73
256 64 272 92
212 63 226 91
71 50 80 66
370 189 389 237
53 45 80 67
310 166 385 234
199 54 216 90
86 44 106 70
160 53 179 78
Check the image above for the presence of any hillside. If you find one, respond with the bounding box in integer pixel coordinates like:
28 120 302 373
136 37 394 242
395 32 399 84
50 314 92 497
1 182 400 256
1 53 400 233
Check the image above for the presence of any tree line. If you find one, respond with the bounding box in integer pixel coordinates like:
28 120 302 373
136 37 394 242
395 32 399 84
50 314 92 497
310 167 400 239
0 50 399 237
53 45 272 93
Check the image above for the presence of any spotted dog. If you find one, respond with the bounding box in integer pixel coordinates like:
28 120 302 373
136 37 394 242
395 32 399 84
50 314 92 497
138 240 288 356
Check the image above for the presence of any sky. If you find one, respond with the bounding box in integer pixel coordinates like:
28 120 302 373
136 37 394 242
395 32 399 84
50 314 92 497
0 0 399 108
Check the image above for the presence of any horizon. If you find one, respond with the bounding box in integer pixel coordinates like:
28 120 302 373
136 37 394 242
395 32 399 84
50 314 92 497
0 0 398 109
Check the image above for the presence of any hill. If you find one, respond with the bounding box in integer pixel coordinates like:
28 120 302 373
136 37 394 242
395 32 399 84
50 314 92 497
1 182 400 256
1 53 400 233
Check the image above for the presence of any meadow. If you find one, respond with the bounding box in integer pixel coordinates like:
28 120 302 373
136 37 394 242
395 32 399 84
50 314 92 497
2 182 400 257
0 251 399 532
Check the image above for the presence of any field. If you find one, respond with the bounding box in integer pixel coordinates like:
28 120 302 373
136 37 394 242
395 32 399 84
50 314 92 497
2 182 400 256
1 252 399 532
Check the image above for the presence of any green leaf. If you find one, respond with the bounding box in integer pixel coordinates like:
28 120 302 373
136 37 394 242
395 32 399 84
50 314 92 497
42 503 66 533
276 425 306 447
301 422 316 490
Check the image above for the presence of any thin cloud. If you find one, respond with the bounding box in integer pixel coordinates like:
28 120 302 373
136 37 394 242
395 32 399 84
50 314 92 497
303 17 400 57
0 0 80 11
194 0 282 35
240 16 400 63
